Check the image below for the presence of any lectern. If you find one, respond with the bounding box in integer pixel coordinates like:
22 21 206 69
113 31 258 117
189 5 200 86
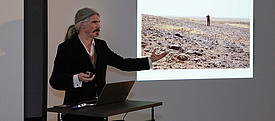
47 100 162 121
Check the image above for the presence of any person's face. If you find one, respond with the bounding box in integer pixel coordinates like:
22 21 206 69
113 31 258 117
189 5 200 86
81 14 101 38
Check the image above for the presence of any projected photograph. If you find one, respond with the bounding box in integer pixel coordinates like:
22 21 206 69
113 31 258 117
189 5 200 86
137 0 253 80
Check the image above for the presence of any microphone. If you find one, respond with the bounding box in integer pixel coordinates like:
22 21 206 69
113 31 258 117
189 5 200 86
71 103 95 109
71 103 86 109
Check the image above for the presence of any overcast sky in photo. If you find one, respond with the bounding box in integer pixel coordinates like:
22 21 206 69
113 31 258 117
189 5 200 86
139 0 251 19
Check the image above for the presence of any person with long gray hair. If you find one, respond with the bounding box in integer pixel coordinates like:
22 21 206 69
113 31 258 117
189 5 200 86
65 8 100 41
50 8 168 121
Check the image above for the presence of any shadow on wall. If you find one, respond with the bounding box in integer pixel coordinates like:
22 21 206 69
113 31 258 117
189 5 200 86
0 19 24 83
0 19 23 64
0 19 24 120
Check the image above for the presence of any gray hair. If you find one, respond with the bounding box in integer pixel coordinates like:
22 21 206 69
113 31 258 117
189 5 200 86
64 8 100 41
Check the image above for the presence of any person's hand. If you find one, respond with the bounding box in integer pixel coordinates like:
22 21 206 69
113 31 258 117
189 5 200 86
150 49 169 62
78 71 95 83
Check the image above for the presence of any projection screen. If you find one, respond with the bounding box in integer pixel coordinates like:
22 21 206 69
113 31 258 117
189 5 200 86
137 0 253 81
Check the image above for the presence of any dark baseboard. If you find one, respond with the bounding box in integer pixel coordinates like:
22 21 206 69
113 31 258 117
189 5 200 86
25 117 42 121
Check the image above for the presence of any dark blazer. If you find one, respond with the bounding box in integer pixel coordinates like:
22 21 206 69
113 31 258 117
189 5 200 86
50 35 150 104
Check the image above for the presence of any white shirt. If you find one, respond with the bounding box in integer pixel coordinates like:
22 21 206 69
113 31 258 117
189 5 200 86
73 36 95 88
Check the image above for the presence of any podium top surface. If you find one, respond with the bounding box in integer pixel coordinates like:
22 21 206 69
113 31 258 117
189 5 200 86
47 100 162 117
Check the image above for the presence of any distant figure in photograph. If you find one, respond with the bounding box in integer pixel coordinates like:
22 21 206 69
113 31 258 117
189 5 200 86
206 14 210 26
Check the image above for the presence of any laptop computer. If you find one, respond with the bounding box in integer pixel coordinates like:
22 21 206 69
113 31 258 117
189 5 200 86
82 80 135 106
53 80 135 117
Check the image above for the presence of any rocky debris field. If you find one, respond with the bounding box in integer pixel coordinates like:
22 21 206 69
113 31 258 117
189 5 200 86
141 14 250 70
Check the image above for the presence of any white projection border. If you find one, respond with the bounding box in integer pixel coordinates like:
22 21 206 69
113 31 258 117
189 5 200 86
137 0 253 81
137 69 252 81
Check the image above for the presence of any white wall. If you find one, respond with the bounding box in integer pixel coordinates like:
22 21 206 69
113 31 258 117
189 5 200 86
0 0 24 121
48 0 275 121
